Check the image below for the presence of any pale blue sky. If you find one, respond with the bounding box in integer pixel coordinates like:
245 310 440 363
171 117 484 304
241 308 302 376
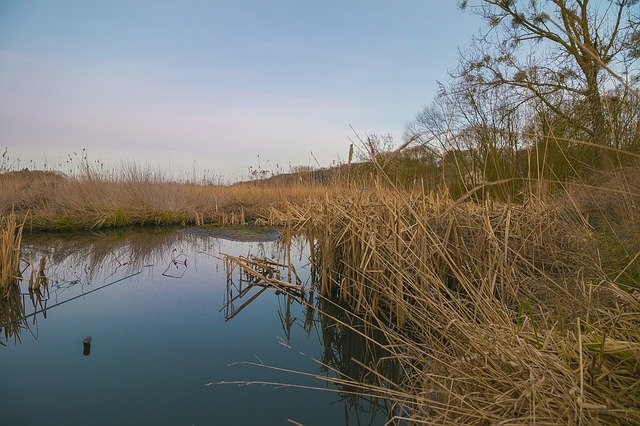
0 0 483 180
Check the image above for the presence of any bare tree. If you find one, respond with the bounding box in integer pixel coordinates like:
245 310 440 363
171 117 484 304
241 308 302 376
459 0 639 161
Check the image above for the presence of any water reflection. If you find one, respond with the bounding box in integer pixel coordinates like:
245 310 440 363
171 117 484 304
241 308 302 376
222 255 306 326
319 298 401 424
1 228 212 345
0 285 25 345
1 227 392 425
1 270 51 345
223 251 398 424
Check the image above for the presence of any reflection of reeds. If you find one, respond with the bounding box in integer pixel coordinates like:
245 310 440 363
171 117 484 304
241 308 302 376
0 212 24 297
21 228 217 281
222 250 400 423
318 296 398 423
1 214 50 344
27 255 48 292
4 229 221 345
273 183 640 423
0 284 26 344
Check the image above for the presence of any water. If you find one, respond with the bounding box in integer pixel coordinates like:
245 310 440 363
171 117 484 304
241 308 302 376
1 228 388 425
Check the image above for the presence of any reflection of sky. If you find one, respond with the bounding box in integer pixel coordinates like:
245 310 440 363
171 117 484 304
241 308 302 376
0 1 483 179
3 231 380 425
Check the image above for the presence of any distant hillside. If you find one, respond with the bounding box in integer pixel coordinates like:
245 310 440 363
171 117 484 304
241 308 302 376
238 145 439 187
0 169 67 183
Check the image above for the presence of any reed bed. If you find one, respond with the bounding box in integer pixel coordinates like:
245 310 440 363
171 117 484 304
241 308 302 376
0 169 328 231
271 182 640 423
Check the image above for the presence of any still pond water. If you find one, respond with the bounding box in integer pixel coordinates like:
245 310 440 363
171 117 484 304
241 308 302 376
1 228 387 425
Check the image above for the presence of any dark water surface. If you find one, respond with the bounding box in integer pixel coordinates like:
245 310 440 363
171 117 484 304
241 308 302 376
1 228 386 425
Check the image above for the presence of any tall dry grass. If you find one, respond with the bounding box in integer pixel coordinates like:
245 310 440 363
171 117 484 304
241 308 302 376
0 212 24 296
0 167 328 231
270 177 640 423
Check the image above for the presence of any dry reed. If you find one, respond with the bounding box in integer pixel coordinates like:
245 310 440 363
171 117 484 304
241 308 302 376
0 212 24 296
271 180 640 424
0 169 328 231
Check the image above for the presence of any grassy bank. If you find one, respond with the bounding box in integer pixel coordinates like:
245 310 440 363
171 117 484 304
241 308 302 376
271 173 640 423
0 169 327 231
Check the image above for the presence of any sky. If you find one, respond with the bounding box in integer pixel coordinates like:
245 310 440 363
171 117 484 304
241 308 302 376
0 0 483 181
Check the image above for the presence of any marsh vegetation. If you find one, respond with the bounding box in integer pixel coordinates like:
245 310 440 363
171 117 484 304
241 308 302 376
2 0 640 423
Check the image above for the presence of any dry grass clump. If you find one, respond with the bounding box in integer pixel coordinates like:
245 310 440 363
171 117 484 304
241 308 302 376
0 212 24 296
0 212 26 343
0 168 328 231
272 182 640 423
0 170 66 213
